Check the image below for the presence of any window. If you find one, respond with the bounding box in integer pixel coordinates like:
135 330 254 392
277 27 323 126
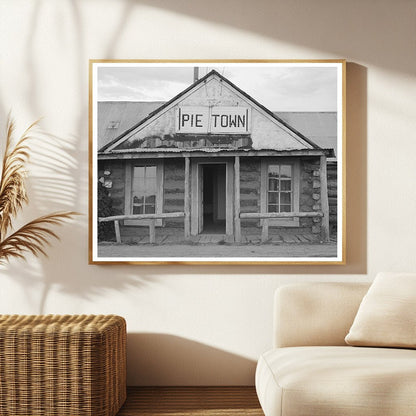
124 161 163 226
261 160 299 227
132 166 157 214
267 164 293 213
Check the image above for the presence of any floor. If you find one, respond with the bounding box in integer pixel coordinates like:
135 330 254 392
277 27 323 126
116 386 264 416
99 240 337 258
116 224 330 245
99 224 338 258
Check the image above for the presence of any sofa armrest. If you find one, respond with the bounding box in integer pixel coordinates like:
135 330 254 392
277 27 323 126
274 282 370 348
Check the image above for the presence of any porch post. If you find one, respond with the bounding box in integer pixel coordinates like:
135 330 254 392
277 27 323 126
114 220 121 243
149 220 156 244
234 156 241 242
320 154 330 242
184 156 191 240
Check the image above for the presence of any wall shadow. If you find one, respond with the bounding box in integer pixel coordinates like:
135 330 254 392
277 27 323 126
134 0 414 76
0 1 162 312
0 125 161 313
127 333 257 386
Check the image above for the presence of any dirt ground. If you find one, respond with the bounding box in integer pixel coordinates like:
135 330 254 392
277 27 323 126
97 241 338 259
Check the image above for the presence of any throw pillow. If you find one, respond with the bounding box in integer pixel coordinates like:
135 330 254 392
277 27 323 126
345 272 416 348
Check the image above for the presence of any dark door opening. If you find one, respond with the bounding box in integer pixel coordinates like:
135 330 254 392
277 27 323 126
202 164 226 234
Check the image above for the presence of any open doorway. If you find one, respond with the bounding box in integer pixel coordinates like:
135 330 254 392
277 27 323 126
201 164 226 234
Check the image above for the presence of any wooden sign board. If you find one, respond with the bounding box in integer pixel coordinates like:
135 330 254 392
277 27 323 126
176 106 251 134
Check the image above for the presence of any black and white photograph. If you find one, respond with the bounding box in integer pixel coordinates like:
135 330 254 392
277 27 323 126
89 60 345 264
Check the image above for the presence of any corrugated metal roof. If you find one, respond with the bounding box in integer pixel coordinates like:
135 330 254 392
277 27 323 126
97 101 162 149
275 112 337 156
97 102 337 155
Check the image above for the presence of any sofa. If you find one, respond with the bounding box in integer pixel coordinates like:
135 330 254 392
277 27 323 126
255 277 416 416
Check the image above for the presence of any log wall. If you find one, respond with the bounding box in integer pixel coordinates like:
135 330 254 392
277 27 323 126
327 161 338 235
99 156 335 238
299 158 322 235
240 158 261 226
163 159 185 227
98 160 125 216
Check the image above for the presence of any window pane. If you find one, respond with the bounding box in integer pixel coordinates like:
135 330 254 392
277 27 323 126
145 181 157 196
280 165 292 178
280 192 292 205
133 195 144 204
133 166 145 178
145 205 155 214
268 192 278 204
280 180 291 191
132 165 157 214
133 205 143 215
267 163 294 214
146 166 157 179
145 167 157 196
268 178 279 191
146 195 156 204
268 165 279 178
132 167 145 201
268 204 278 213
133 178 144 192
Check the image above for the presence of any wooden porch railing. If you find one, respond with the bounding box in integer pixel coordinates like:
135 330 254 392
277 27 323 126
99 211 325 244
239 211 324 242
98 212 185 243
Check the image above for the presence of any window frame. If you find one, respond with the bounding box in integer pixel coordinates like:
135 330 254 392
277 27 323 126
124 160 164 226
131 165 157 215
260 159 300 227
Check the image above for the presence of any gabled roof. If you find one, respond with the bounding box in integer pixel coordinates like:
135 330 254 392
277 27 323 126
99 70 327 154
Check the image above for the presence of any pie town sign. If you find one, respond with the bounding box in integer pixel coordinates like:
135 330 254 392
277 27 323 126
175 106 251 134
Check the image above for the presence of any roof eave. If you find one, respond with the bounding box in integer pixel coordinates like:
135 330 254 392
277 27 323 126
98 147 334 160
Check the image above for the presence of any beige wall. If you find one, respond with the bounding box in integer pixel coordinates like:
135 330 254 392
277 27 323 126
0 0 415 385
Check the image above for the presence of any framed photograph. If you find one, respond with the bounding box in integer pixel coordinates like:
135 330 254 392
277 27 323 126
89 60 345 264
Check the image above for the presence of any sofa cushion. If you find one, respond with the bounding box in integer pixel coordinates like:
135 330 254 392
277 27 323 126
256 346 416 416
345 272 416 348
274 283 370 348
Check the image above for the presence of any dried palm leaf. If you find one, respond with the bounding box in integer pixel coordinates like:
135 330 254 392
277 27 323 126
0 116 79 264
0 117 37 238
0 212 78 264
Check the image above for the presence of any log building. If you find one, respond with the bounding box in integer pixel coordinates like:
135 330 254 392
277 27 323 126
97 70 336 243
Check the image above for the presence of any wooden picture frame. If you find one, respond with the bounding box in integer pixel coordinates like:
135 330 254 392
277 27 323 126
89 60 346 264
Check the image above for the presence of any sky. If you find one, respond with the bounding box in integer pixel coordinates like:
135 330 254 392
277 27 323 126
96 63 339 112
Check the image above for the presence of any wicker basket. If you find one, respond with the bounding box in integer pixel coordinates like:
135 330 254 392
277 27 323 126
0 314 126 416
